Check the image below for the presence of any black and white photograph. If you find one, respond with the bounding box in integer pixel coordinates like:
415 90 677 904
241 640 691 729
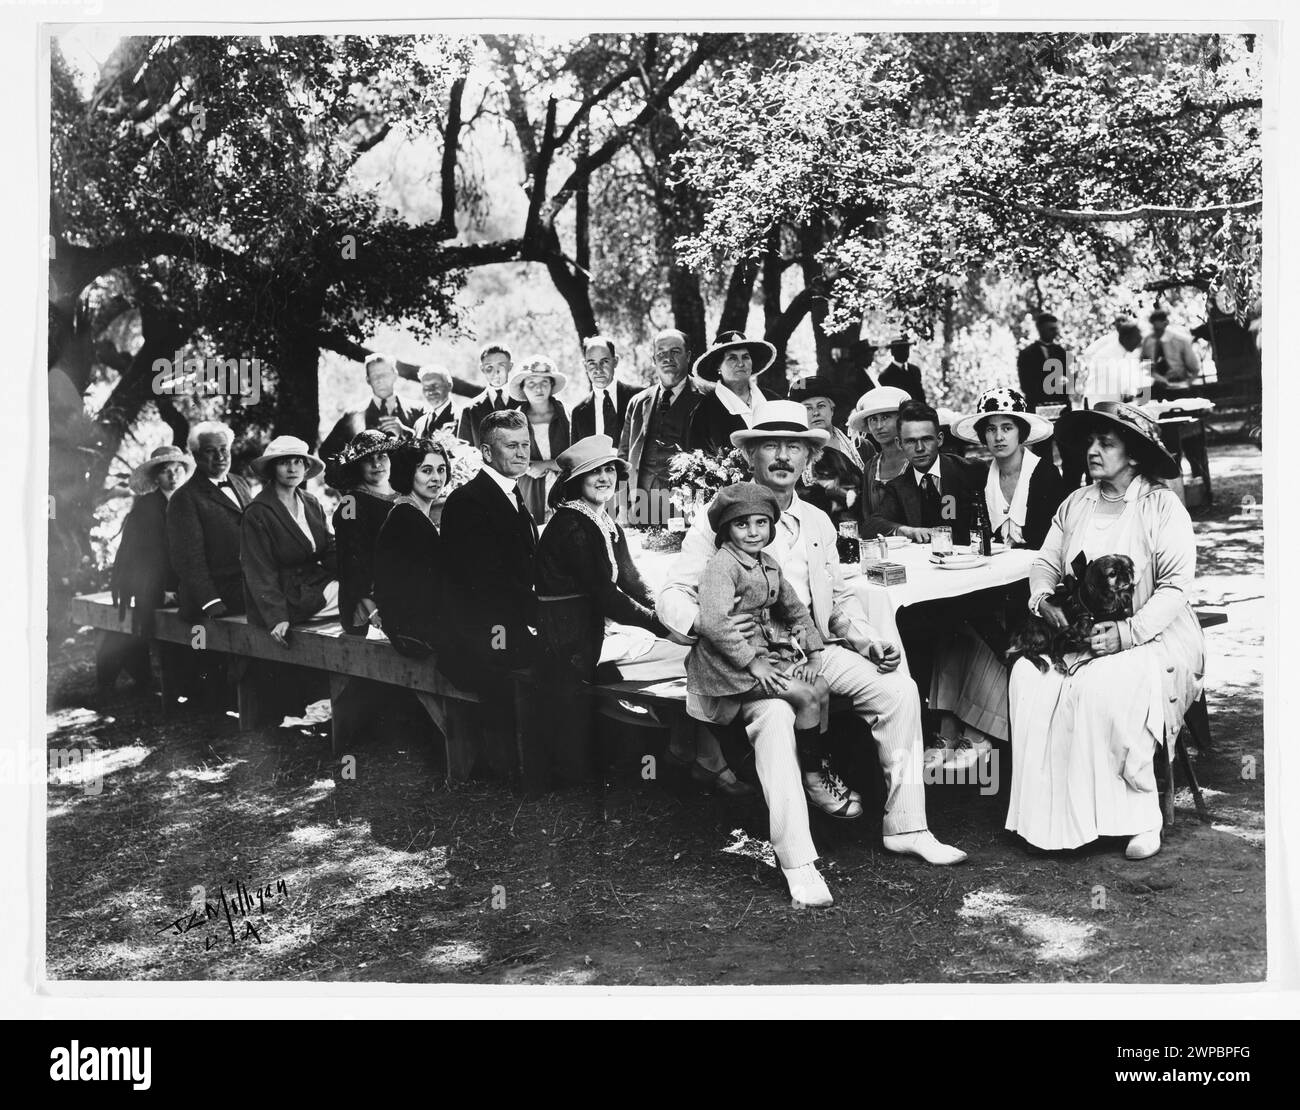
22 6 1287 1010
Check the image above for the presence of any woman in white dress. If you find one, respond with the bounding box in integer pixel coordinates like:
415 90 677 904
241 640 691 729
1005 401 1205 860
508 356 571 524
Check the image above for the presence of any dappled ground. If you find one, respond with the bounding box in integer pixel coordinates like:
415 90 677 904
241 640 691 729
45 445 1265 984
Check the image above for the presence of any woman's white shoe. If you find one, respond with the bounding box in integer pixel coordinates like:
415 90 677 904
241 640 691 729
1125 829 1163 860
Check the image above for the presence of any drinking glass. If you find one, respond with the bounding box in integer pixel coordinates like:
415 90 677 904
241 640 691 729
930 526 953 556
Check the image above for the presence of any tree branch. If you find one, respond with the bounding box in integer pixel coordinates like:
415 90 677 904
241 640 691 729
482 35 539 170
554 63 639 149
541 33 732 227
857 168 1262 222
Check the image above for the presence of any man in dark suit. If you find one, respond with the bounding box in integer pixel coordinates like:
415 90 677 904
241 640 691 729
862 401 987 546
878 334 927 403
166 421 255 620
570 334 639 444
861 401 1001 727
412 366 458 437
1016 312 1082 489
320 353 426 459
439 408 544 784
458 343 519 447
439 409 540 678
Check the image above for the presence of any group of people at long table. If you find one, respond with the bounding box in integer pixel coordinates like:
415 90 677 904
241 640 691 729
100 326 1205 910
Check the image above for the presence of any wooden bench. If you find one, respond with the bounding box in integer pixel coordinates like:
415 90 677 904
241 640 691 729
70 592 530 784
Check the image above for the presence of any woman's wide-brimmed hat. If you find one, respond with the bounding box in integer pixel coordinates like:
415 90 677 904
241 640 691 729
788 376 852 409
1055 400 1180 479
953 386 1054 446
129 445 195 494
549 434 629 507
334 428 400 467
251 435 326 481
729 399 830 448
707 482 783 542
326 428 400 487
846 385 913 435
507 360 569 402
692 330 778 382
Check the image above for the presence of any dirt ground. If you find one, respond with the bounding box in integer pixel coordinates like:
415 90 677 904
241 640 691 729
44 444 1266 985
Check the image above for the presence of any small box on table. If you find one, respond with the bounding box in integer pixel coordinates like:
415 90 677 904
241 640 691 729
865 561 908 586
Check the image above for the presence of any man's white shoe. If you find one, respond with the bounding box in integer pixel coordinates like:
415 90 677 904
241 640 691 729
1125 829 1162 860
882 829 968 866
782 863 833 909
803 760 863 819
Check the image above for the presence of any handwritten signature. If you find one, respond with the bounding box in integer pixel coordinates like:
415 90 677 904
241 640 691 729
156 878 289 951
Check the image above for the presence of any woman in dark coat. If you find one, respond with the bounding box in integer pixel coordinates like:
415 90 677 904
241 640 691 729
508 356 571 524
328 429 398 636
240 436 338 643
97 445 193 694
687 331 781 456
534 434 668 783
373 437 452 659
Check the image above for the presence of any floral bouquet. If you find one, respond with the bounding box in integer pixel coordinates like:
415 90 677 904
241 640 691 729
427 428 483 494
630 448 752 553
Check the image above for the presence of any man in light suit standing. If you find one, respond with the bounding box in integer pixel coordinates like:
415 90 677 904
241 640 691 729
1142 309 1203 401
657 400 967 910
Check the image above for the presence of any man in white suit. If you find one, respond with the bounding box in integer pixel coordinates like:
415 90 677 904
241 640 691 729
657 400 967 910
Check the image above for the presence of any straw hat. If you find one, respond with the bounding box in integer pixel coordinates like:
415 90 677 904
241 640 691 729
952 387 1053 446
548 434 630 507
729 400 830 448
129 445 194 495
846 386 913 435
507 360 569 402
250 435 325 481
1055 400 1179 480
692 330 778 382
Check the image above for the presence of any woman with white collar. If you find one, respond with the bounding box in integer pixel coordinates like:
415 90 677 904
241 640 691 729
686 331 781 456
925 389 1066 773
951 387 1067 550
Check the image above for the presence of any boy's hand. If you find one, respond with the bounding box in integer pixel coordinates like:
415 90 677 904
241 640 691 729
747 657 789 696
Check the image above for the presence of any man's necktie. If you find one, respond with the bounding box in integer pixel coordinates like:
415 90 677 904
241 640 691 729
603 391 617 437
514 486 538 547
921 472 941 525
493 390 506 411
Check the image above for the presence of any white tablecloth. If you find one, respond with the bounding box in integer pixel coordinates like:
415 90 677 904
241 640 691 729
845 543 1037 644
634 539 1036 647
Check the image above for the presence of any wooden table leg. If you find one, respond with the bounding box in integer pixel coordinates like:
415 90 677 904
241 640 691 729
233 658 261 732
414 691 476 784
328 673 356 758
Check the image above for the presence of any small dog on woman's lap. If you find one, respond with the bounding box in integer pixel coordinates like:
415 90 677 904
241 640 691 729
1008 553 1137 674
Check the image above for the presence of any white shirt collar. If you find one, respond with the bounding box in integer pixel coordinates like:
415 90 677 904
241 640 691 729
912 458 941 485
482 464 519 499
661 378 688 403
713 381 757 419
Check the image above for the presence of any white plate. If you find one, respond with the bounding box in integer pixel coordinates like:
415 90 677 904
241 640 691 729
934 556 988 571
989 542 1008 555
